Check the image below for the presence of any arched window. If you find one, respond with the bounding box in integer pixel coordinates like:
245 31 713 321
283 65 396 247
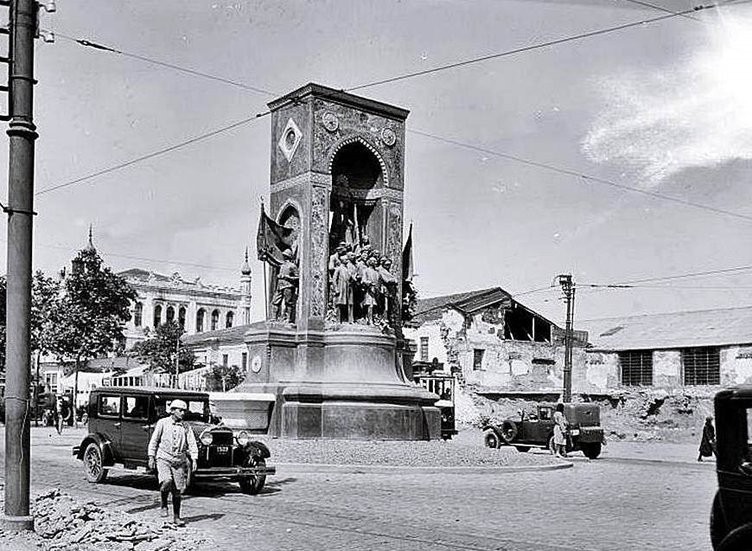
166 306 175 324
178 307 186 330
134 302 143 327
196 308 205 333
153 304 162 328
211 309 220 331
226 311 234 328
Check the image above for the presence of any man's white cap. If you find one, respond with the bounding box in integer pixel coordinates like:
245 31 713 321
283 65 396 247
169 399 188 410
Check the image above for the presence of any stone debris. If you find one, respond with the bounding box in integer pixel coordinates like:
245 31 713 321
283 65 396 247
0 486 211 551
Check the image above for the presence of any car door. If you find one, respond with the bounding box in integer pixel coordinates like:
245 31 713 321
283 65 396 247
95 393 123 461
535 406 555 444
120 394 152 465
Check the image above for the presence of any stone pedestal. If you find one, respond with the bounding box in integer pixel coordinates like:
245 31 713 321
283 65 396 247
226 321 440 439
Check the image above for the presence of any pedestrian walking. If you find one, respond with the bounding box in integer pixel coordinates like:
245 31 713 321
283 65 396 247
698 415 716 462
147 399 198 526
553 403 569 458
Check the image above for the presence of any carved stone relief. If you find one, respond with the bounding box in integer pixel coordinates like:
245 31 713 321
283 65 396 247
310 186 329 317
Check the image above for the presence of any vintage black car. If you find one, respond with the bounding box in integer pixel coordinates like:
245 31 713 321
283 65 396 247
710 386 752 550
73 387 275 494
483 402 604 459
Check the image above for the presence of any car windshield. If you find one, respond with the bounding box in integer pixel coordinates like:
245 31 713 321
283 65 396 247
154 396 211 422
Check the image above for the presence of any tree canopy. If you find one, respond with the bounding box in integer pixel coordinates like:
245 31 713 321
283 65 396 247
130 320 196 375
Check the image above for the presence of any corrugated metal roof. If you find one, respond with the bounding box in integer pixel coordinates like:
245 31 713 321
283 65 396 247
580 306 752 351
182 324 251 347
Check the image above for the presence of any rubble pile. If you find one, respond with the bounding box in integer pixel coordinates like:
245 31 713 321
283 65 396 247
1 487 211 551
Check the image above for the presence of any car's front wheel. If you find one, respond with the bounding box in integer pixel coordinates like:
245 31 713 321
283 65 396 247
83 442 108 483
239 457 267 495
582 443 602 459
711 492 728 549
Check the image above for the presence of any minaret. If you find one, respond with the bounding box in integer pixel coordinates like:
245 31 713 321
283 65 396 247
240 248 252 324
84 224 96 252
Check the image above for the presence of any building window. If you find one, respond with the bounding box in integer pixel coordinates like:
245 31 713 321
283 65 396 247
153 304 162 328
222 354 229 367
166 306 175 324
242 352 248 372
226 311 234 328
682 347 720 385
196 309 205 333
211 310 220 331
178 307 186 330
45 372 58 393
619 350 653 386
473 349 485 371
134 302 143 327
420 337 429 361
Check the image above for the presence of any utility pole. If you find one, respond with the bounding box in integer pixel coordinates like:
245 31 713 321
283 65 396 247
3 0 38 531
557 274 576 403
174 336 180 389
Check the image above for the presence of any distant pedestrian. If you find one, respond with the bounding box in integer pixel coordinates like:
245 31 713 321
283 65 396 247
698 416 716 462
553 403 568 458
148 399 198 526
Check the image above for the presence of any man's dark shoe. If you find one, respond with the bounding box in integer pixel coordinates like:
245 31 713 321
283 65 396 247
173 517 186 527
160 507 169 518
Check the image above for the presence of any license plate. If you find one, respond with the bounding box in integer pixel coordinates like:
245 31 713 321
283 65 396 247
569 429 580 436
216 446 230 454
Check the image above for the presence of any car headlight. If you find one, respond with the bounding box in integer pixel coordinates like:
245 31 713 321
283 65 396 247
199 430 213 446
236 431 250 447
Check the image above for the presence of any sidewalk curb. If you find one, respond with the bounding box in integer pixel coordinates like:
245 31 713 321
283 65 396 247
275 461 573 475
603 456 716 467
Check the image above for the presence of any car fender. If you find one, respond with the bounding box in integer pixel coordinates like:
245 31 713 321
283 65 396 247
247 440 271 459
718 522 752 551
76 433 115 466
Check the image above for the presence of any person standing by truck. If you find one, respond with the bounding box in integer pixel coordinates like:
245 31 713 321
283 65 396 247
553 403 569 458
148 399 198 526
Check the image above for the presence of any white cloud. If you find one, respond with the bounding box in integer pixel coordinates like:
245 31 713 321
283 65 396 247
582 12 752 186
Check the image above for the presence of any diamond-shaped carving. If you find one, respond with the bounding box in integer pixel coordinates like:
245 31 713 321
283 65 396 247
278 118 302 162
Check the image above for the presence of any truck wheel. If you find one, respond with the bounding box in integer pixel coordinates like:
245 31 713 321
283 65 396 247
514 446 530 453
718 523 752 551
583 443 602 459
711 492 728 549
500 420 518 443
484 429 501 449
239 458 267 495
83 443 108 483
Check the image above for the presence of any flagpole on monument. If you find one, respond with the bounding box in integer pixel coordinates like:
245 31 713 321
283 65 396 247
260 197 269 320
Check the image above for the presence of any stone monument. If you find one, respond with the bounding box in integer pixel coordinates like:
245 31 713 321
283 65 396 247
236 83 440 440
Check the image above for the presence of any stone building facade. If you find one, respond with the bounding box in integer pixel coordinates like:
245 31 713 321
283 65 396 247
120 253 252 349
580 306 752 395
404 288 588 394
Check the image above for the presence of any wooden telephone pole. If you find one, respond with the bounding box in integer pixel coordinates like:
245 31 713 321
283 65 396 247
557 274 576 403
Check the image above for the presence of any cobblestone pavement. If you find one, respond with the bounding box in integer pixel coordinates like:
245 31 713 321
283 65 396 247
1 427 717 550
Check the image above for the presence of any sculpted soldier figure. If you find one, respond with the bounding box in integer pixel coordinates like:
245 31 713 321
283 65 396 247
345 251 360 323
272 249 299 323
378 256 398 321
331 253 353 323
361 256 381 324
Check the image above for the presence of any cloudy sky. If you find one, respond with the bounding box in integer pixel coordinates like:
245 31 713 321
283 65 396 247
3 0 752 325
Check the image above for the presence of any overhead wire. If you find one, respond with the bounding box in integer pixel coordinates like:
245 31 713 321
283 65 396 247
56 33 278 97
35 111 271 196
409 128 752 224
346 2 727 91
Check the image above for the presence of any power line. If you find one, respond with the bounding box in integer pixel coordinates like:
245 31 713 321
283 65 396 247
409 128 752 224
35 111 271 196
346 3 725 91
56 33 278 97
619 0 703 21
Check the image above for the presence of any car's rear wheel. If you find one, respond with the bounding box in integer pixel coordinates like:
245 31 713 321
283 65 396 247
483 429 501 449
83 443 108 483
239 457 266 495
500 420 518 444
582 443 602 459
514 446 530 453
718 523 752 551
711 492 728 549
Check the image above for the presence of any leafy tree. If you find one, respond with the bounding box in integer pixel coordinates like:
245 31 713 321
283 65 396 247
203 363 242 392
46 247 137 418
0 271 62 370
130 320 196 376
